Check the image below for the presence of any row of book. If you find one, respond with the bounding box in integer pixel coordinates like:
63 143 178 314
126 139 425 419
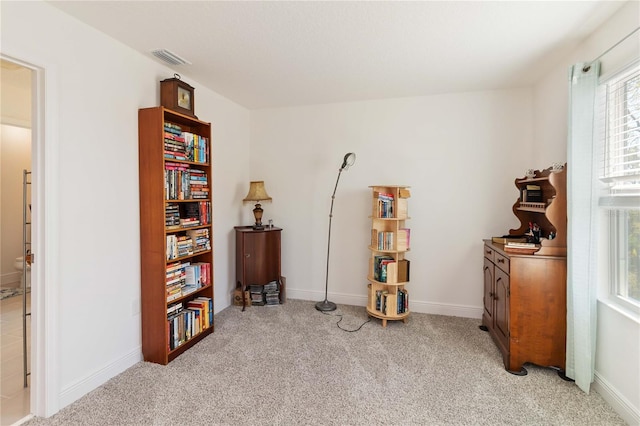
165 202 211 229
165 162 209 200
167 296 213 351
374 288 409 315
166 261 211 302
520 184 543 203
375 192 395 218
372 255 410 283
371 228 411 251
166 229 211 260
164 122 209 164
373 189 410 219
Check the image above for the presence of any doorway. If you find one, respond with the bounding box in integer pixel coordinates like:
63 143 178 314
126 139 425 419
1 58 33 424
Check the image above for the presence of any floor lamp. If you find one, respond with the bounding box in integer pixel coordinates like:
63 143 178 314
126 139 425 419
316 152 356 312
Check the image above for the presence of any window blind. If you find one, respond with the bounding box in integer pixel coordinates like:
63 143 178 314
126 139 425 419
598 61 640 207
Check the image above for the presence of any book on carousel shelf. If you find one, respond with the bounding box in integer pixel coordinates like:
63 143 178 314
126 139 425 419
397 289 409 314
396 228 410 251
374 192 395 218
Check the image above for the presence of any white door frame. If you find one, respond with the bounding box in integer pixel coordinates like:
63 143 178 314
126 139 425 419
2 53 60 418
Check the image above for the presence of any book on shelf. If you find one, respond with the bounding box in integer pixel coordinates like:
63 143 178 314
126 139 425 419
504 245 540 254
396 228 410 251
521 184 543 203
194 296 213 326
164 121 210 164
168 298 212 351
375 290 389 312
373 255 394 281
506 242 537 248
375 231 395 251
374 192 394 218
491 236 527 244
187 299 208 329
397 288 409 314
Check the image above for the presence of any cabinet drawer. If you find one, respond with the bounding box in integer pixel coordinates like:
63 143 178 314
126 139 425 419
494 252 509 273
483 244 495 262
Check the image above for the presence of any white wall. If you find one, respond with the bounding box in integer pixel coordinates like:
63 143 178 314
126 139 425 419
2 0 637 421
1 0 250 415
533 1 640 424
250 89 534 316
0 125 31 286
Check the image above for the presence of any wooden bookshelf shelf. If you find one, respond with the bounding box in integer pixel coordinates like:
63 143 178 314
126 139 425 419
139 106 214 365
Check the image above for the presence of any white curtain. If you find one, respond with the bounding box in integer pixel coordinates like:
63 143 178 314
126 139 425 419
566 61 600 393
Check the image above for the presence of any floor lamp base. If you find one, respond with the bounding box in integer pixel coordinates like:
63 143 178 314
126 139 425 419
315 300 337 312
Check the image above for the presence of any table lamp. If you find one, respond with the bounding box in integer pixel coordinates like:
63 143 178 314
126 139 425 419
243 181 272 230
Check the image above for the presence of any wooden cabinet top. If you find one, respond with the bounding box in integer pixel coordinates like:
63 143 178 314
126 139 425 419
234 226 282 233
483 240 565 260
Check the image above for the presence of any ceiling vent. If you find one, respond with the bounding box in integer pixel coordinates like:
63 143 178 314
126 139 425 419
150 49 192 66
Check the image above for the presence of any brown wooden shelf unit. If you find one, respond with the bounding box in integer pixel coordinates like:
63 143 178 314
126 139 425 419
139 106 214 365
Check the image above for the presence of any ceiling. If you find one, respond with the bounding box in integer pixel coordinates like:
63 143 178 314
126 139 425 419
48 1 627 110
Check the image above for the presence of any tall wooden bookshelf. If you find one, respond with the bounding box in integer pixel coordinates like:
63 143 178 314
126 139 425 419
366 185 411 327
138 106 214 365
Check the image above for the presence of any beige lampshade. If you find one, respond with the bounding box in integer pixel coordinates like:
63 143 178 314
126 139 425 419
243 181 272 202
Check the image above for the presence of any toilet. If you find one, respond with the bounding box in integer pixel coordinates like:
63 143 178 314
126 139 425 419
14 256 31 288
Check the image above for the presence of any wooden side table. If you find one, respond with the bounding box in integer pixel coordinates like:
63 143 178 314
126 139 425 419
234 226 282 310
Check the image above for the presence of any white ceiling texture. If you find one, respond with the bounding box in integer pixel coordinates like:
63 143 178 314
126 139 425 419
49 1 628 109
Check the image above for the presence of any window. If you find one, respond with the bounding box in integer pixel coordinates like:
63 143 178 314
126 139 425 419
599 62 640 311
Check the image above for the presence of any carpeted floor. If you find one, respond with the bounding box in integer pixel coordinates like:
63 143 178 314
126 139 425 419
25 299 625 425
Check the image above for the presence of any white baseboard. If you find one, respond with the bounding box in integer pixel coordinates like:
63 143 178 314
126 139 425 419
58 347 142 410
593 371 640 426
286 289 483 319
1 271 20 287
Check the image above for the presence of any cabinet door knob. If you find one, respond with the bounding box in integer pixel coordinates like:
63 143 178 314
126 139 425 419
497 258 505 264
245 253 250 258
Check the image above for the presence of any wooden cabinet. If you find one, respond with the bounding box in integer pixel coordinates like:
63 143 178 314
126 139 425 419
366 185 411 327
482 165 567 375
483 249 510 357
235 226 282 308
138 106 214 365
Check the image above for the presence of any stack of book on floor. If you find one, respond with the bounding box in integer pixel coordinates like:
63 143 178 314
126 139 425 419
264 280 280 306
249 285 265 306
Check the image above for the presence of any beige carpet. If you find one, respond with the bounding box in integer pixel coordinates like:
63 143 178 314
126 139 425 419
26 299 624 425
